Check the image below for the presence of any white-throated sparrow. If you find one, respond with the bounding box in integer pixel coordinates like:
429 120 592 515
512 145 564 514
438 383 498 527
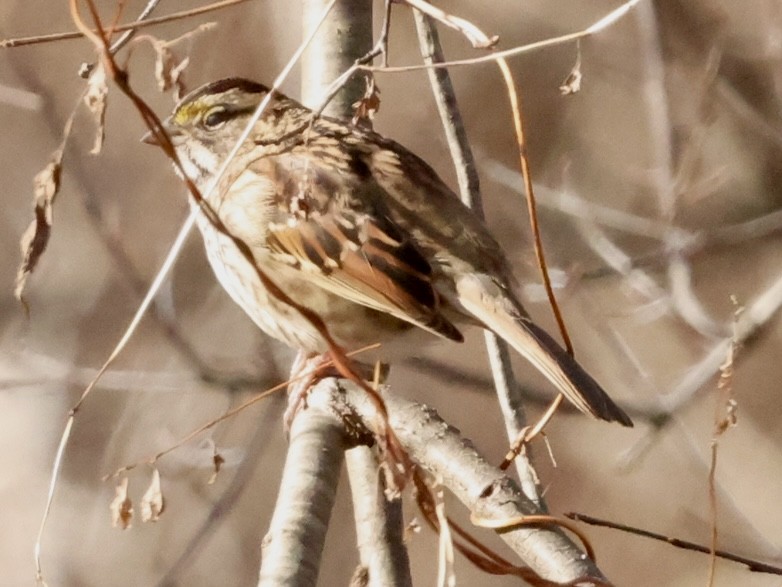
145 78 632 426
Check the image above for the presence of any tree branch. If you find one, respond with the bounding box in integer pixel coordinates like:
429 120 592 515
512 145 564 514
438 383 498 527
307 380 609 585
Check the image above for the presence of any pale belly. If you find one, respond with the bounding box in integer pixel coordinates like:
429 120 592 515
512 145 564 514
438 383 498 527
199 220 418 354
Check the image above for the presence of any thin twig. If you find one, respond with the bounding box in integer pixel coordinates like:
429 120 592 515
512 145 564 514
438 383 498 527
566 513 782 576
494 58 574 357
358 0 643 74
79 0 162 77
1 0 252 48
102 343 378 480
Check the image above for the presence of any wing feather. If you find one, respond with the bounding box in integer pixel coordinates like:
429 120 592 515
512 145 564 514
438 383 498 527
266 213 463 342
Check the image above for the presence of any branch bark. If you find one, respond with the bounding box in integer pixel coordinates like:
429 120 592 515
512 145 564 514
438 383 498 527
307 379 608 584
258 406 347 587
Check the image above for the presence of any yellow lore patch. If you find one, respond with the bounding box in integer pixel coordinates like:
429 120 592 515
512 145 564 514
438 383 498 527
173 101 206 125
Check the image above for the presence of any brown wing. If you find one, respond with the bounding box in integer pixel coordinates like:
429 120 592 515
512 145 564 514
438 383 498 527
266 209 463 342
237 127 465 342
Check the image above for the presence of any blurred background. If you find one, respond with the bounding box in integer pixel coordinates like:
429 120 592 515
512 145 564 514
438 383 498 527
1 0 781 585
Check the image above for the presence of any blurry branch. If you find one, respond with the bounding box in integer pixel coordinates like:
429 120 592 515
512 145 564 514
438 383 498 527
484 160 781 339
405 355 658 423
101 346 378 481
105 380 286 479
566 513 782 576
661 273 782 414
635 0 676 221
307 379 609 585
482 156 782 424
155 395 285 587
359 0 643 74
635 2 726 340
577 217 725 339
0 0 251 48
0 349 280 394
412 11 543 507
0 82 42 110
618 272 782 467
718 78 782 150
485 159 782 272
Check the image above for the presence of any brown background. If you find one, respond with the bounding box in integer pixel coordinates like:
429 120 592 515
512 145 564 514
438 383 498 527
1 0 781 585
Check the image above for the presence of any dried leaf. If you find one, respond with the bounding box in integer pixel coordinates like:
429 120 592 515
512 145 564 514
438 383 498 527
559 67 582 95
84 63 108 154
110 477 133 529
208 451 225 485
144 23 215 101
153 43 189 100
140 468 165 522
15 157 63 310
560 51 583 95
352 77 381 126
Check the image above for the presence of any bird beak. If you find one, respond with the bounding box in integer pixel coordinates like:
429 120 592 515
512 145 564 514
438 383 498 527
141 118 182 146
140 127 159 145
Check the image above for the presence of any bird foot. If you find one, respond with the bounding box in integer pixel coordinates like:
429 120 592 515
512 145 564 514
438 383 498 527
283 350 390 433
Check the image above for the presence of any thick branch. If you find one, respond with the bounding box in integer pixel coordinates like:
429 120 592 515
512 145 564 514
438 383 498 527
301 0 372 115
307 380 609 584
258 406 347 587
346 447 412 587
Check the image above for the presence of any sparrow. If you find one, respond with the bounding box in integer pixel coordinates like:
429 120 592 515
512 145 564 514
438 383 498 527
144 78 632 427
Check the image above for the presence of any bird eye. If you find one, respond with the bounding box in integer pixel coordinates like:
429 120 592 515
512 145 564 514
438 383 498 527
202 107 231 129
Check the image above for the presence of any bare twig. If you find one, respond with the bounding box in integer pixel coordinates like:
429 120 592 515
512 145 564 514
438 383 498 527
79 0 163 77
566 513 782 576
1 0 252 48
707 301 740 586
359 0 643 74
662 273 782 413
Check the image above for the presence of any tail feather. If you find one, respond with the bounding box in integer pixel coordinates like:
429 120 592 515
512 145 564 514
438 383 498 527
456 275 633 427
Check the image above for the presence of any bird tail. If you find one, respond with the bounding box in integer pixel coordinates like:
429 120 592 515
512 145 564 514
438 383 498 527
456 275 633 427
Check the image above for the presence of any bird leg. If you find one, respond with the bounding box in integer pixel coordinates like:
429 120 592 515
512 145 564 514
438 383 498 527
284 350 390 432
284 350 324 432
